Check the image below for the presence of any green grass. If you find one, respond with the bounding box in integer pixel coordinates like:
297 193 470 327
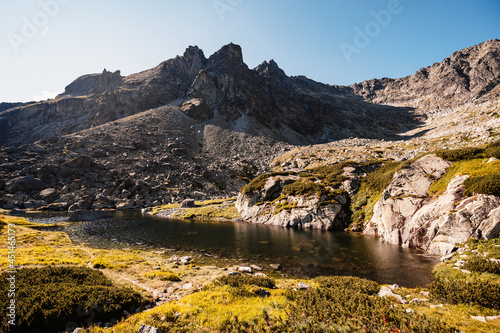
240 171 296 194
464 174 500 196
180 202 241 220
429 158 500 195
144 271 181 281
149 198 241 221
273 201 298 215
350 160 412 224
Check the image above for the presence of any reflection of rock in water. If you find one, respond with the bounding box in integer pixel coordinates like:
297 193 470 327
60 212 439 287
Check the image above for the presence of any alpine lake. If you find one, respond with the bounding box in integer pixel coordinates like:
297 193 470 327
27 210 440 288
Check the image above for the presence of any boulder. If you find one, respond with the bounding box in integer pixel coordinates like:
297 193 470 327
137 324 160 333
62 155 94 169
236 175 348 230
255 288 271 297
365 155 500 254
39 188 57 199
378 286 407 304
269 263 281 270
5 175 49 192
117 200 135 210
44 202 70 211
238 266 252 273
68 210 112 221
365 155 451 244
180 98 214 121
297 282 311 290
32 200 48 208
180 199 195 208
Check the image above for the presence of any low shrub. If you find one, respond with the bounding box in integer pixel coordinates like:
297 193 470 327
436 147 485 161
484 139 500 159
209 274 276 289
308 162 350 187
463 173 500 196
314 275 379 295
0 266 145 333
240 171 295 194
282 181 324 197
351 160 411 223
429 265 500 310
463 256 500 275
436 139 500 161
285 276 454 332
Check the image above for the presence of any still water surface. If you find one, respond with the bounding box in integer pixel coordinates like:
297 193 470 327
30 211 439 287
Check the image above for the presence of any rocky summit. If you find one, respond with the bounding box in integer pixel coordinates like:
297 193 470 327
1 40 500 254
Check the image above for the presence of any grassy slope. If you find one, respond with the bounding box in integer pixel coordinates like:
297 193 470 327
2 214 500 331
429 158 500 195
150 198 241 220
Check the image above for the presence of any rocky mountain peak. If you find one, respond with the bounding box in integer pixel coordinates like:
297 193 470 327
255 59 287 80
206 43 246 73
182 45 207 69
58 69 123 98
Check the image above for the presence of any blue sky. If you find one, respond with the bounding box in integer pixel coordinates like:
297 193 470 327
1 0 499 102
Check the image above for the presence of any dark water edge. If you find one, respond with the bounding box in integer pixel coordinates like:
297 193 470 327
27 210 440 288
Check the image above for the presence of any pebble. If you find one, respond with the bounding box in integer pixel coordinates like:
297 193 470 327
238 266 252 273
429 304 443 308
270 263 281 270
471 316 487 323
297 282 311 290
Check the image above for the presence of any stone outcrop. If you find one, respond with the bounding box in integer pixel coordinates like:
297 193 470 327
236 175 349 230
350 39 500 109
58 69 123 98
364 155 500 254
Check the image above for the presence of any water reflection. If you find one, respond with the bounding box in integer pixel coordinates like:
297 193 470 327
32 211 439 287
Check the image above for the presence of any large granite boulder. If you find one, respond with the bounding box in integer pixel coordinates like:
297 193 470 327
236 175 348 230
364 155 500 254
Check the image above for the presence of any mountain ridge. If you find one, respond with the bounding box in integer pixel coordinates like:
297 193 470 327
0 40 499 213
